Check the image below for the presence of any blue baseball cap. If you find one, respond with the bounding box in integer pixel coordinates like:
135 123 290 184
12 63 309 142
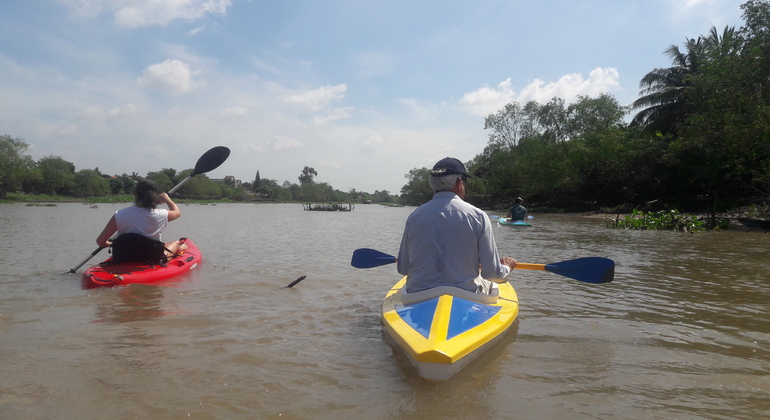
431 157 472 178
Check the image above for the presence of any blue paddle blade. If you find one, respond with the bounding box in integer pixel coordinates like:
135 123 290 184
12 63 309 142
351 248 397 268
544 257 615 284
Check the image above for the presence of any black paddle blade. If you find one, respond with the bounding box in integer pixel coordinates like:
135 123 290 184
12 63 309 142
544 257 615 284
193 146 230 175
351 248 397 269
286 276 307 288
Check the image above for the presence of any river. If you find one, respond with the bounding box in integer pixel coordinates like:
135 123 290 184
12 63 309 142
0 202 768 419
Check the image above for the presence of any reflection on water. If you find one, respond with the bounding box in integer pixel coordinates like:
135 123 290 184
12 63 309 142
94 285 169 323
0 203 768 419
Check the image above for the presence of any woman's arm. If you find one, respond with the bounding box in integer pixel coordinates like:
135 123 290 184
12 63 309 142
96 215 118 247
159 192 182 221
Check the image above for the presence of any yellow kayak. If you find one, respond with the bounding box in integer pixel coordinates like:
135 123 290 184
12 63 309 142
382 276 519 381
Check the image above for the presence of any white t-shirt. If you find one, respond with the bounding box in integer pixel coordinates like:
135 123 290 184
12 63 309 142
114 206 169 241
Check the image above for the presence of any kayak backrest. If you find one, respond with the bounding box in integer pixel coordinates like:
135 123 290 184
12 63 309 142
400 284 499 305
110 233 168 265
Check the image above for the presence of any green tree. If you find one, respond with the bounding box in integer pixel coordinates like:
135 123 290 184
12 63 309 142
174 171 222 199
253 170 262 192
538 97 568 144
372 190 393 203
36 156 76 195
631 26 737 136
484 102 529 148
0 135 36 199
145 170 175 192
109 174 136 194
298 166 317 184
255 178 286 200
566 93 628 138
399 167 432 206
665 9 770 222
72 169 110 197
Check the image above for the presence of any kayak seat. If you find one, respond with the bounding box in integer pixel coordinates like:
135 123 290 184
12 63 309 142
109 233 170 265
400 283 499 305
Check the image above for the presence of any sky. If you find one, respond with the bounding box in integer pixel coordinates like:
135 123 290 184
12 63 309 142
0 0 746 194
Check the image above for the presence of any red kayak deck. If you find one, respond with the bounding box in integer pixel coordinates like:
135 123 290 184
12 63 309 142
82 238 201 288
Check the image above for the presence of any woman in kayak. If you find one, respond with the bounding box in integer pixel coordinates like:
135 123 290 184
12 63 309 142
96 179 186 263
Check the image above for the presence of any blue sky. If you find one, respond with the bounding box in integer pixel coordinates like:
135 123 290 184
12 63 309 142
0 0 744 193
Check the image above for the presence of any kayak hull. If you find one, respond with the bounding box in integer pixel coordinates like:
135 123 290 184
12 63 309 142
737 217 770 229
498 218 531 226
82 238 201 288
382 276 519 381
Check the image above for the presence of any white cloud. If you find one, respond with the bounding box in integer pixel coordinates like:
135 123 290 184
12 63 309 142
186 25 206 36
284 84 347 112
58 0 231 26
361 134 384 153
517 67 620 104
58 0 106 18
398 98 442 122
252 58 282 76
138 59 201 93
460 78 515 116
353 50 397 78
76 103 139 119
115 0 231 27
266 135 302 152
460 68 620 116
220 106 248 117
313 107 353 125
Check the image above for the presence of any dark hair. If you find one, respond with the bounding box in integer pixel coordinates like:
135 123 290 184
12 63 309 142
134 179 159 209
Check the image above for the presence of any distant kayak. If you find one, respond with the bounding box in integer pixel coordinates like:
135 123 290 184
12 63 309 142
737 217 770 229
382 277 519 381
498 217 531 226
82 238 201 288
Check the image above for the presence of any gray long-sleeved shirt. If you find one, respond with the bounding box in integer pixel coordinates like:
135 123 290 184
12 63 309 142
397 191 510 293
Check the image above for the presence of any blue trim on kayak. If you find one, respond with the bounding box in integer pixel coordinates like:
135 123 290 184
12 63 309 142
396 298 439 339
447 298 501 339
395 296 502 340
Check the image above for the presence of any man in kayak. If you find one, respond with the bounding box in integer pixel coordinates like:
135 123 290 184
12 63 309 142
397 157 517 295
95 179 186 264
506 197 527 221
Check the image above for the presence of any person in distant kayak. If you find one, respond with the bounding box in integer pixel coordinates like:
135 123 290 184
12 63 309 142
397 157 517 295
96 179 186 264
506 197 527 221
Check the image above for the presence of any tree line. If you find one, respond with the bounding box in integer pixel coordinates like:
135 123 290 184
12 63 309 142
0 136 249 201
399 0 770 226
249 166 397 203
0 137 398 203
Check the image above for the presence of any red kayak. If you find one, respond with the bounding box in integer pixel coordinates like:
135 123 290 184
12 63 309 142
82 238 201 288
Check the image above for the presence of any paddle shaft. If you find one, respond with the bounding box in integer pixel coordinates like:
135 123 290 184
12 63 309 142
513 263 545 271
168 175 192 195
67 246 107 274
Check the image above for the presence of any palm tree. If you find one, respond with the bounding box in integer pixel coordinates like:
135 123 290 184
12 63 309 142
631 26 736 136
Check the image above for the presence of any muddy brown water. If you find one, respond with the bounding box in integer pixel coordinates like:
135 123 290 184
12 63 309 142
1 203 768 419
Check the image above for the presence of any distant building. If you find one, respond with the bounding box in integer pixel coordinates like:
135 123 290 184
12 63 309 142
211 176 241 188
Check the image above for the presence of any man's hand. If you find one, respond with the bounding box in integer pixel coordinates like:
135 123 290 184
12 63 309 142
501 257 517 271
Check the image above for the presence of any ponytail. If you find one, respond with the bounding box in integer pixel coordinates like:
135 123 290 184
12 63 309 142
134 179 159 209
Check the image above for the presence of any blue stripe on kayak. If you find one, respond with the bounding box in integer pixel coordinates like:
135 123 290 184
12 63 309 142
447 298 501 340
396 298 439 339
